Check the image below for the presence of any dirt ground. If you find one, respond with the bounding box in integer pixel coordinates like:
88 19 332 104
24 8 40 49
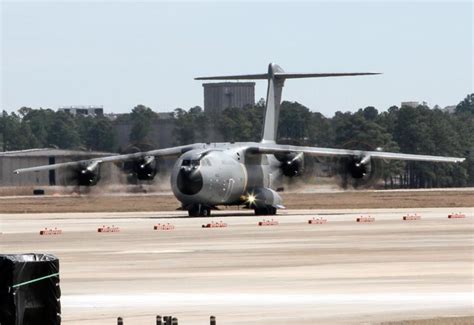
0 188 472 213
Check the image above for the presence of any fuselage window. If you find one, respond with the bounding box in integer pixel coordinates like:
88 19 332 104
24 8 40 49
191 160 200 166
182 160 191 166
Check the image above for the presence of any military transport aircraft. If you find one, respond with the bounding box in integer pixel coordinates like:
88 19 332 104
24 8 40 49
14 63 465 216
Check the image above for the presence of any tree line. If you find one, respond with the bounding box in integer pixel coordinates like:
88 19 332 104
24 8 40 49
1 94 473 187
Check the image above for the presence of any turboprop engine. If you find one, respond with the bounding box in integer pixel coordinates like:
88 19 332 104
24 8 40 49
338 155 382 188
67 160 101 186
275 152 304 177
122 155 158 182
133 156 158 180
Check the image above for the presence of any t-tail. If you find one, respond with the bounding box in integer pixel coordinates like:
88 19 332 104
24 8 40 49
195 63 381 143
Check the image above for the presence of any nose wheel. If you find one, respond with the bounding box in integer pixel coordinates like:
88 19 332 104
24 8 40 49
188 204 211 217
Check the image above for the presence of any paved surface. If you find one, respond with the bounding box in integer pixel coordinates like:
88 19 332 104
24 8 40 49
1 207 473 324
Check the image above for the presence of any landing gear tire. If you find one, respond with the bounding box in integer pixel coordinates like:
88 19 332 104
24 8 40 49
201 207 211 217
254 206 277 216
188 205 211 217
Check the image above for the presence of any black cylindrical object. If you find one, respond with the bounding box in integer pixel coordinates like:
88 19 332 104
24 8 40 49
156 315 162 325
171 317 178 325
0 254 61 325
117 316 123 325
210 315 216 325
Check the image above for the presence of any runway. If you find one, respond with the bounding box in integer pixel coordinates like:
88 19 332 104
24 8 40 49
1 207 473 324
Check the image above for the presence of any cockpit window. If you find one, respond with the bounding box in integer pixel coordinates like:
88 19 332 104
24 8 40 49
182 159 200 167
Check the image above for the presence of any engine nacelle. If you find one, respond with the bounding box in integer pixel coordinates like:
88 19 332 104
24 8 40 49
338 155 381 188
134 156 158 180
346 158 368 179
68 161 101 186
275 152 304 177
77 169 100 186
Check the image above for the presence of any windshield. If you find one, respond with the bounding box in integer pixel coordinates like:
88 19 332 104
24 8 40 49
182 159 200 167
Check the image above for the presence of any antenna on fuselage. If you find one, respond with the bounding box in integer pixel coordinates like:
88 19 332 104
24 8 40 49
195 63 381 144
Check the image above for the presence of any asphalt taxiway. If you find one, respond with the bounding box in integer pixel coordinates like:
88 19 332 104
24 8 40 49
1 208 473 324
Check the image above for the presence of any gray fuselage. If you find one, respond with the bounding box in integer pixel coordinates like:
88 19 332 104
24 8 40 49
170 142 283 208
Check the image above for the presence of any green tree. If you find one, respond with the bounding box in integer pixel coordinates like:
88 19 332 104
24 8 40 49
215 105 262 142
455 93 474 114
174 106 210 144
47 112 80 149
454 94 474 185
21 108 56 147
278 101 313 145
76 115 116 152
89 118 116 152
129 105 156 144
0 111 24 150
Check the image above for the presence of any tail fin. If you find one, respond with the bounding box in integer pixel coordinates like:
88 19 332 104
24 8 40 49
196 63 380 143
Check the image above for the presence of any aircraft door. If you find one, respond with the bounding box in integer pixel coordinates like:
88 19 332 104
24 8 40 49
223 178 235 202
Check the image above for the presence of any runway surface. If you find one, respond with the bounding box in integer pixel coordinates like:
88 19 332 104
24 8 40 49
1 207 473 324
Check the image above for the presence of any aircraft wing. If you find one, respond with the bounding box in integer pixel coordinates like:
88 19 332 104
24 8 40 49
249 143 465 163
13 144 203 174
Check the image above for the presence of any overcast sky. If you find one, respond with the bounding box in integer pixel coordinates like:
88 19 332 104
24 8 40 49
1 1 472 116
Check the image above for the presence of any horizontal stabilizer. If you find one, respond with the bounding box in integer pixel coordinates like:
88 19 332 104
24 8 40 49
195 74 268 80
195 72 381 81
275 72 381 79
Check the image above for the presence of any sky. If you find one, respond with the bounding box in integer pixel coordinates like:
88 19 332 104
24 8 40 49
1 1 472 117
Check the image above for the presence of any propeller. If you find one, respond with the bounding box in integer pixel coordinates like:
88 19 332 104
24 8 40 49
274 152 304 177
334 141 384 189
63 160 101 188
121 145 158 183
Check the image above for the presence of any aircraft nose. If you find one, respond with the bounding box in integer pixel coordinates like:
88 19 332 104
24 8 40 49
177 167 203 195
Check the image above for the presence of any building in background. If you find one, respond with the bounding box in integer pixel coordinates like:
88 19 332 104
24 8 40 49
400 101 429 108
58 106 104 116
203 82 255 115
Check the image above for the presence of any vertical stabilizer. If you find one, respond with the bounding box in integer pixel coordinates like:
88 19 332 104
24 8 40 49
261 63 285 143
195 64 380 144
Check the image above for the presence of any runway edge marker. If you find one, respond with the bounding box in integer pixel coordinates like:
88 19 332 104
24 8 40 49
258 219 279 226
356 216 375 223
308 217 327 224
448 213 466 219
154 223 175 231
202 221 227 228
39 227 62 235
403 213 421 221
97 225 120 233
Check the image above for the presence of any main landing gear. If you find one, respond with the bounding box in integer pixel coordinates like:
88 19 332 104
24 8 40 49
254 205 277 216
187 204 211 217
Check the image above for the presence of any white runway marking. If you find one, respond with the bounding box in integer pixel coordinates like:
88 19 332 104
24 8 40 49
63 292 473 308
